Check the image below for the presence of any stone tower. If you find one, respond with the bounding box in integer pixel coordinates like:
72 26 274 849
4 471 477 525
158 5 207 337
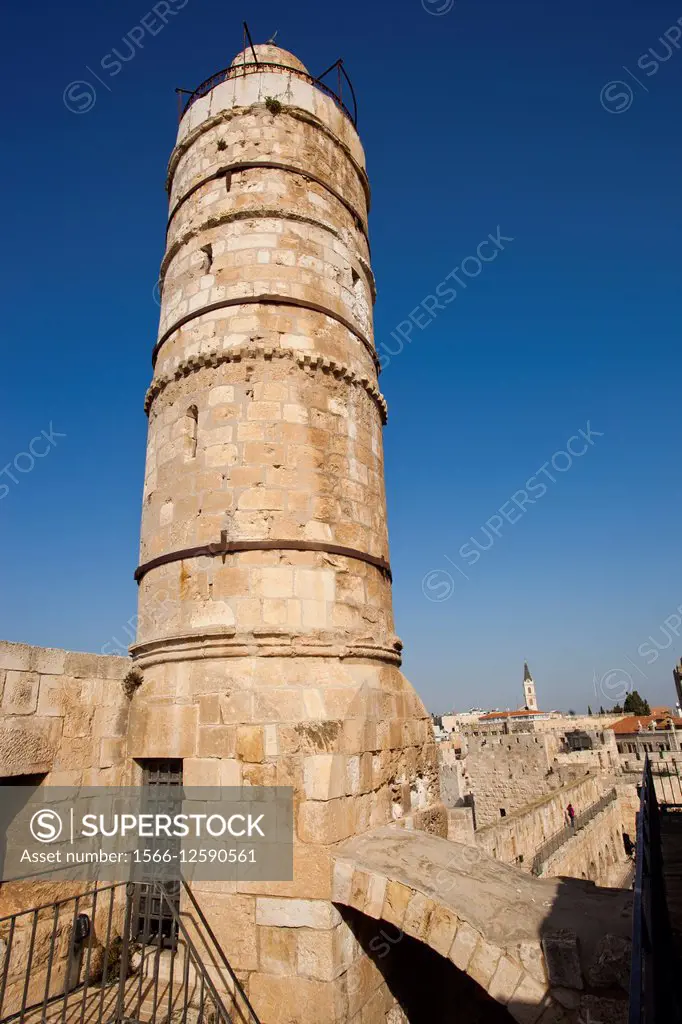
523 661 538 711
128 41 445 1022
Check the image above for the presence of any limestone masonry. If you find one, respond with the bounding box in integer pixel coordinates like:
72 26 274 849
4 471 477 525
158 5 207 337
0 40 642 1024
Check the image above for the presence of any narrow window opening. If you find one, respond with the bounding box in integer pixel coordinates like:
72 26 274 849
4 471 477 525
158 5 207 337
225 172 232 192
499 808 506 818
200 244 213 271
351 267 360 286
185 405 198 459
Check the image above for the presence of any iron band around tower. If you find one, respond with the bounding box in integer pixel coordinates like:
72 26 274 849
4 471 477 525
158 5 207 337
134 537 392 583
166 162 369 241
151 294 380 370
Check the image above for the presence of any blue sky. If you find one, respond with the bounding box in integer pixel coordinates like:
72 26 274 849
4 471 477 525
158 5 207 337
2 0 682 714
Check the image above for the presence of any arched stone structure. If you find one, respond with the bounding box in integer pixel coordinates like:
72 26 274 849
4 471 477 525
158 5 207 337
333 828 633 1023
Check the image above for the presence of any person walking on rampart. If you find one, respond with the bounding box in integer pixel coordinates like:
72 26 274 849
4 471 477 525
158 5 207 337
567 802 576 829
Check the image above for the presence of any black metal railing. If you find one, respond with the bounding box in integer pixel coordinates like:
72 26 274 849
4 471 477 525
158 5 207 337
628 756 682 1024
648 756 682 806
0 880 260 1024
531 788 618 875
178 51 358 126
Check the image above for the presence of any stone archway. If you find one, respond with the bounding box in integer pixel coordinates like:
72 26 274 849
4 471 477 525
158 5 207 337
333 827 633 1023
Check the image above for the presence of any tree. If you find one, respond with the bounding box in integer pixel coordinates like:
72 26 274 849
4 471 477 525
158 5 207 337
612 703 624 714
624 691 651 715
599 705 605 714
587 705 593 715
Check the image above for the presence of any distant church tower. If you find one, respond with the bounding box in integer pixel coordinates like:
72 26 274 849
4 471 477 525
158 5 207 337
523 661 538 711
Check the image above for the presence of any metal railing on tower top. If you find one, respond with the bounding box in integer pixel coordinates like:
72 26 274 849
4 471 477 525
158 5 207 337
175 22 358 125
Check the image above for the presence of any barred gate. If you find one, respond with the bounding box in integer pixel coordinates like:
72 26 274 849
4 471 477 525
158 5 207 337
0 880 259 1024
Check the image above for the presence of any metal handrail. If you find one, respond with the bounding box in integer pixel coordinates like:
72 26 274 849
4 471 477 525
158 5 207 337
628 756 682 1024
531 788 618 875
0 880 262 1024
180 60 357 125
178 879 260 1024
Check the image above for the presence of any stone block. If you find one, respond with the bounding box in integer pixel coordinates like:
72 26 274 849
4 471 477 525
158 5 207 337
402 891 432 940
298 798 354 844
0 643 32 671
468 937 503 991
255 897 339 929
303 754 347 800
236 725 264 763
349 869 370 911
198 694 221 724
541 930 583 990
449 922 479 971
332 859 355 904
381 881 411 928
363 872 388 920
586 933 631 992
515 941 549 984
249 972 341 1024
201 894 257 972
258 925 297 975
507 972 551 1024
264 724 278 756
183 758 221 786
37 675 80 717
0 718 61 775
127 703 198 758
199 725 237 758
425 905 458 957
32 648 67 675
297 927 337 981
99 738 123 769
2 672 39 715
220 759 242 786
489 956 524 1005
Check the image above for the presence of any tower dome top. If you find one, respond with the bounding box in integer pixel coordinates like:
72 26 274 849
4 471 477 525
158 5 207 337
229 44 309 75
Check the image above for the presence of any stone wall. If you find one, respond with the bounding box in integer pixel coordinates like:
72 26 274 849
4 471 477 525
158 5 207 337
0 640 131 784
538 794 632 887
462 732 565 827
438 742 467 807
0 641 132 1014
474 775 605 871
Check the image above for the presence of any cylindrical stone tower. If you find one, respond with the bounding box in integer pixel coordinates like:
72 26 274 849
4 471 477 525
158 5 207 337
129 42 445 1023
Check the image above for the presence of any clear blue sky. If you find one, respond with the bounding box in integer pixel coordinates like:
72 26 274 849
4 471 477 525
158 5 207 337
2 0 682 715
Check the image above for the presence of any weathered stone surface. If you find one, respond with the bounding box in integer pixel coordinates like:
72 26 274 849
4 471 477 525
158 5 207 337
424 904 458 957
488 955 524 1004
507 973 551 1024
541 931 583 990
586 933 631 992
127 702 198 758
255 897 339 930
258 926 297 975
450 922 479 971
468 936 503 990
2 672 39 715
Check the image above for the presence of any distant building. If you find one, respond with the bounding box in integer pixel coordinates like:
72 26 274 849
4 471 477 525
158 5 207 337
523 661 538 711
611 713 682 756
478 708 555 725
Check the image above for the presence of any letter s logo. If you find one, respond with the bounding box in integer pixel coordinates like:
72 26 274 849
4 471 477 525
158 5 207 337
30 809 63 843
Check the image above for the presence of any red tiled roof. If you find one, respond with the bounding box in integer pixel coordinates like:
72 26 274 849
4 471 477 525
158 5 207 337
610 714 682 735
